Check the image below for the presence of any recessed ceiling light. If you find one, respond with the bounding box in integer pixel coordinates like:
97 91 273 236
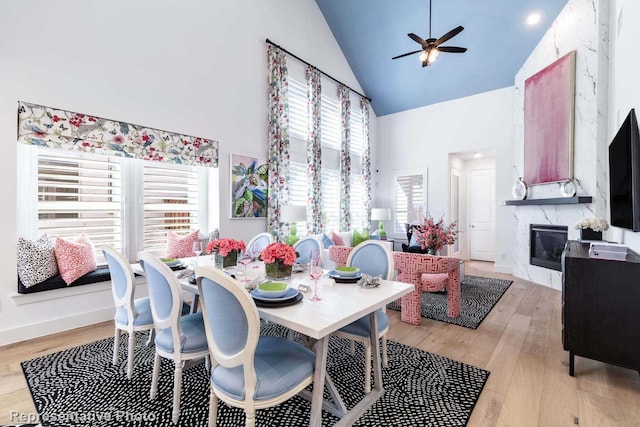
527 12 541 26
473 152 482 158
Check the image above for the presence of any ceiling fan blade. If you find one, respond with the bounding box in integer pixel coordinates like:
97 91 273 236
408 33 427 46
435 25 464 46
437 46 467 53
392 49 424 60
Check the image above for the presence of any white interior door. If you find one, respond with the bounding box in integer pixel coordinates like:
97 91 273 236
449 166 462 258
468 168 495 261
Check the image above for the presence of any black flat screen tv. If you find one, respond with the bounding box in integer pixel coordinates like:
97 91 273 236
609 108 640 231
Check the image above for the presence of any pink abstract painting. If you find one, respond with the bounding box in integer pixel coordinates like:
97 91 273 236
524 51 576 185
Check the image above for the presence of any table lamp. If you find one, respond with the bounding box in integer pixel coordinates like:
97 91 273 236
280 205 307 246
371 208 391 240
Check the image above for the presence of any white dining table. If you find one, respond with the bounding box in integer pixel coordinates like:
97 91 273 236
134 256 414 426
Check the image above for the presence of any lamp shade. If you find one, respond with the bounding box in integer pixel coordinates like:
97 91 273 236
371 208 391 221
280 205 307 222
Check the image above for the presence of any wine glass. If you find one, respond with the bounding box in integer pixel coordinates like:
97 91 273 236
192 241 203 267
309 249 323 301
238 250 252 283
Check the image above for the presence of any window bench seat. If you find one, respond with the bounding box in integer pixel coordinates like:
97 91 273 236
18 267 112 294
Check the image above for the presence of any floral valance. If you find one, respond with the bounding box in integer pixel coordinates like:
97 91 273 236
17 101 218 167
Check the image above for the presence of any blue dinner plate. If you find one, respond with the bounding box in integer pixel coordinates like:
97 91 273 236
250 287 299 302
328 270 363 279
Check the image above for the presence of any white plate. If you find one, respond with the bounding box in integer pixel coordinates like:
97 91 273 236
250 287 299 302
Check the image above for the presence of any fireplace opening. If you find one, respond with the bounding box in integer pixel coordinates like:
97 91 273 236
530 224 568 271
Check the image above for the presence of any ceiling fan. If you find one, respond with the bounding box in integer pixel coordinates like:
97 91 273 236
392 0 467 67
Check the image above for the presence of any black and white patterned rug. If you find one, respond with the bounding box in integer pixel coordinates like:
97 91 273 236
387 275 513 329
21 324 489 426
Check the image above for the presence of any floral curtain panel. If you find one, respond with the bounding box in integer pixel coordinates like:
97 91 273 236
267 45 291 242
339 85 352 231
361 98 372 226
306 66 323 234
17 101 218 167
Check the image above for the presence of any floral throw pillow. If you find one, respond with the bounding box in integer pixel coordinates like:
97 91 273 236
166 230 200 258
17 234 59 287
54 233 98 285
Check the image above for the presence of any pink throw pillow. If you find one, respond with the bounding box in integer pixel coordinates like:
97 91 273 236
330 232 345 246
54 233 97 285
166 230 200 258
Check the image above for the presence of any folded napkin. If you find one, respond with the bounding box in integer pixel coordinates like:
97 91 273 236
357 274 381 289
176 268 194 279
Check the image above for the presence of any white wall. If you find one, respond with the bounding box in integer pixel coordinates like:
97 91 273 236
0 0 369 345
510 0 610 289
609 0 640 249
375 87 514 270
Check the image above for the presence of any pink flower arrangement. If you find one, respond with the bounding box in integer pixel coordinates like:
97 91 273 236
415 215 458 253
206 238 246 256
260 243 298 266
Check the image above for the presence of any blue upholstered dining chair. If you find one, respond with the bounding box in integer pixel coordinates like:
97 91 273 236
138 251 209 424
331 240 394 393
100 244 155 380
245 232 274 259
195 265 315 427
293 236 323 264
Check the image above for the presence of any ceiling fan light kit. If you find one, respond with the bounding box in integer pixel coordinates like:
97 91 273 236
392 0 467 67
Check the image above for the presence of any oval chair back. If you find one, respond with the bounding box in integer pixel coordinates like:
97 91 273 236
293 236 323 264
101 244 137 324
137 251 208 424
196 265 315 426
347 240 395 280
337 239 394 394
100 244 154 380
246 232 274 259
137 252 185 347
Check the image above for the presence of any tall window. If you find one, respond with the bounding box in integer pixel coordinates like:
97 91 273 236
394 172 426 233
20 146 217 263
287 62 368 234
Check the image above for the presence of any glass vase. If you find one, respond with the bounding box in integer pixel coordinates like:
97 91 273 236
265 259 293 280
215 249 238 269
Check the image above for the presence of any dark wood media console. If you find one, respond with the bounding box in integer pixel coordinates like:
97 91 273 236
561 240 640 376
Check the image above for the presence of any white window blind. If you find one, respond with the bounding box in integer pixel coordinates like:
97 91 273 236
395 174 425 233
25 145 217 264
142 161 201 253
37 149 122 257
285 63 369 234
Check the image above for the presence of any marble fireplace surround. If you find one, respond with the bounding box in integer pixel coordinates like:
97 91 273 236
511 0 609 291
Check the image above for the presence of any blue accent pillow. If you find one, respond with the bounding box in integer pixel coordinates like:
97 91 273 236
409 232 420 247
322 234 335 249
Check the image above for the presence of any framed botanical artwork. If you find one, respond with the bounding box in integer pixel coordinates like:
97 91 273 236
230 154 268 218
524 50 576 185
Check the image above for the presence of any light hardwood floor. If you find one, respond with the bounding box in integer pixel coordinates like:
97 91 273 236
1 261 639 426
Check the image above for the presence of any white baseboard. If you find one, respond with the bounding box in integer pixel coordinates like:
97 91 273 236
0 308 113 347
493 262 513 274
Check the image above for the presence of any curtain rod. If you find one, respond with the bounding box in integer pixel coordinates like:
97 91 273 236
266 38 371 102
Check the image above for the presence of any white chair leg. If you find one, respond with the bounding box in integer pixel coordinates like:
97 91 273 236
150 353 161 399
145 329 155 347
349 340 355 355
208 385 217 427
112 327 120 365
364 341 372 394
381 335 388 368
246 409 256 427
172 362 183 424
127 332 136 380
